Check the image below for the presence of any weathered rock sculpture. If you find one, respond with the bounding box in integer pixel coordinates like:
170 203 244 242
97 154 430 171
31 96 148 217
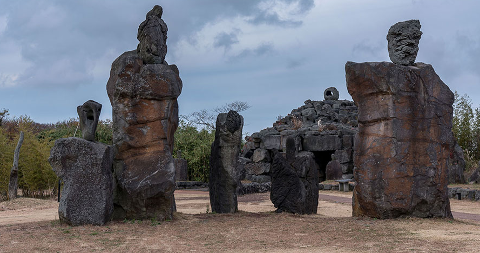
49 137 114 225
270 137 319 214
387 19 422 66
346 60 453 218
107 5 182 220
137 5 168 64
77 100 102 141
324 87 339 100
209 110 244 213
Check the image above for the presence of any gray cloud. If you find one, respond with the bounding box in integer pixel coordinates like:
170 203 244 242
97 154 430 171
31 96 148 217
214 30 240 52
227 42 274 62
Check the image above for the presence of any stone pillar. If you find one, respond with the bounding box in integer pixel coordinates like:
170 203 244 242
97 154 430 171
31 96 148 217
209 110 243 213
49 137 113 226
346 61 453 218
107 5 182 220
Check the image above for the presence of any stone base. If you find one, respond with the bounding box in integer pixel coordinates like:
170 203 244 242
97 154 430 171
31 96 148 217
49 137 113 226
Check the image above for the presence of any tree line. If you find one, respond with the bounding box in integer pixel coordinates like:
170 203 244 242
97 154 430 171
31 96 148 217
0 101 249 200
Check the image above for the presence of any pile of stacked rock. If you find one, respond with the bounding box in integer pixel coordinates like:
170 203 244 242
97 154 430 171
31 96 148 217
240 87 358 183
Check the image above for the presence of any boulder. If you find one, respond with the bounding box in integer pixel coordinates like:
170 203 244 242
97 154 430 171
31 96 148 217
386 20 422 66
346 61 453 218
252 148 270 163
270 137 318 214
245 162 271 175
209 111 244 213
49 137 113 226
107 6 181 220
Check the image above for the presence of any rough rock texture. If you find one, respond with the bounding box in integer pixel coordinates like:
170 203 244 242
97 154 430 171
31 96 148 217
137 5 168 64
387 20 422 66
49 137 113 226
270 137 319 214
240 89 358 184
174 158 188 181
346 61 453 218
107 6 182 220
469 163 480 184
324 87 339 100
325 159 343 180
209 111 244 213
77 100 102 141
449 141 466 184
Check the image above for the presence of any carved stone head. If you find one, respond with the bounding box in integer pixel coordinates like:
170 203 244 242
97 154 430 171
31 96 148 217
387 20 422 66
77 100 102 141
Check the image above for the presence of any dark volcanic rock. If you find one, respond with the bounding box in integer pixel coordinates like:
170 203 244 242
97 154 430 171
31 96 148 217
270 137 319 214
325 159 343 180
77 100 102 141
209 111 244 213
448 141 466 184
107 6 181 220
387 20 422 66
137 5 168 64
346 61 453 218
49 137 113 226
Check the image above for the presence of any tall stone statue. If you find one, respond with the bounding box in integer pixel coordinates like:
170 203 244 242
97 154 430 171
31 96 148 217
107 5 182 220
209 110 243 213
345 20 452 218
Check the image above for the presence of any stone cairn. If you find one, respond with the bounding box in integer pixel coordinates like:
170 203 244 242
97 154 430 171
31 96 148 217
209 111 244 213
346 20 453 218
49 100 114 226
240 87 358 184
107 5 182 220
270 137 319 214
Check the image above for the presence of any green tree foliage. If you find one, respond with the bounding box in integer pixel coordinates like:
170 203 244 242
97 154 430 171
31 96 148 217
1 114 113 200
173 120 215 182
452 92 480 171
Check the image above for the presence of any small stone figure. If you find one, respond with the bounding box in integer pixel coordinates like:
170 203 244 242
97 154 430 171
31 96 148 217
386 19 422 66
137 5 168 64
209 110 244 213
77 100 102 141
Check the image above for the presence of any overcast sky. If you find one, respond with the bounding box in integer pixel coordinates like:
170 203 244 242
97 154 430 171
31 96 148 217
1 0 479 135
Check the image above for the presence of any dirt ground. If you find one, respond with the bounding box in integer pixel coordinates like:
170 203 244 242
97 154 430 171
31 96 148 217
1 190 480 252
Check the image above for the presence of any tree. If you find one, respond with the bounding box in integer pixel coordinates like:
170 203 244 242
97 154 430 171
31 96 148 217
182 101 250 130
8 131 24 200
173 120 215 182
0 108 8 126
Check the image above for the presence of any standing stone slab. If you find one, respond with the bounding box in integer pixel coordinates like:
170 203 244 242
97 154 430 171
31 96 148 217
107 5 181 220
209 111 244 213
346 61 453 218
270 137 319 214
49 137 113 226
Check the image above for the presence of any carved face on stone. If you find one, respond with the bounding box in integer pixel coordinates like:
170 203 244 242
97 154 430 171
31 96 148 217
77 100 102 141
386 20 422 66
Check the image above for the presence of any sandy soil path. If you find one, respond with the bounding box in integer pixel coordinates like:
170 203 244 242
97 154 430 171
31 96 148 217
1 190 480 226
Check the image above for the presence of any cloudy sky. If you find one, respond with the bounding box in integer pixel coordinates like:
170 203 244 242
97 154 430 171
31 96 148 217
0 0 479 135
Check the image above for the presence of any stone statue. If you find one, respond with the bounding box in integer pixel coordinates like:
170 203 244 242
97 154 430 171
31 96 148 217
386 19 422 66
107 5 182 221
209 110 244 213
137 5 168 64
77 100 102 141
